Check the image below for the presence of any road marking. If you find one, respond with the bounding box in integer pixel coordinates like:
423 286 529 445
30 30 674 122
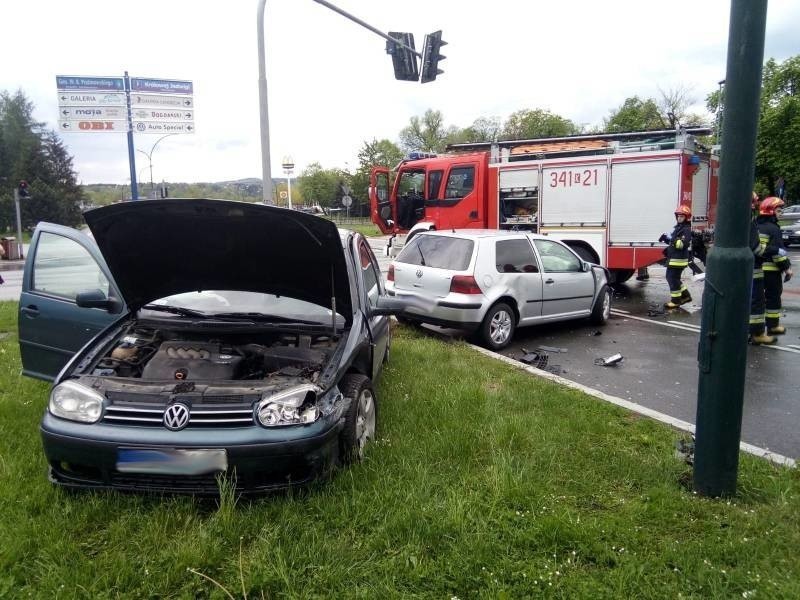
471 344 796 469
611 310 800 354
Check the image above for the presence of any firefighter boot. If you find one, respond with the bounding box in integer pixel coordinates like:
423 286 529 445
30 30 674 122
768 325 786 335
679 289 692 305
665 299 682 309
750 333 776 345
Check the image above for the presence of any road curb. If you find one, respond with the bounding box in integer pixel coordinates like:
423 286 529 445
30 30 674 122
468 343 797 469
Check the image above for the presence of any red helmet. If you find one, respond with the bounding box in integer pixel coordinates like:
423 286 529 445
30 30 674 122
674 205 692 219
759 196 785 216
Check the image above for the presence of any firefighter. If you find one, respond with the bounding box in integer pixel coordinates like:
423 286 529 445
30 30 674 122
748 192 774 344
757 197 793 334
663 205 694 309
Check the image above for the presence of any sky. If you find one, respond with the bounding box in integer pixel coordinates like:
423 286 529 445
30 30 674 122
2 0 799 185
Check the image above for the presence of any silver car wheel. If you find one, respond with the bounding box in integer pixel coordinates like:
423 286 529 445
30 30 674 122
490 309 513 345
355 388 376 459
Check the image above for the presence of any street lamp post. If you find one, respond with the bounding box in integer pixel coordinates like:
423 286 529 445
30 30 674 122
257 0 274 205
136 134 176 199
282 156 294 209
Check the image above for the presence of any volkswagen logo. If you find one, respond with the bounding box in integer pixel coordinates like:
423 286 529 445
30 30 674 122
163 403 191 431
416 269 423 278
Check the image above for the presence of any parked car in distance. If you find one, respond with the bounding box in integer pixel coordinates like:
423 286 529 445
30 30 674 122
386 230 611 350
781 220 800 247
18 199 401 495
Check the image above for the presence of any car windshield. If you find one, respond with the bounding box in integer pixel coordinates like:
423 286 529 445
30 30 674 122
396 235 474 270
142 290 345 326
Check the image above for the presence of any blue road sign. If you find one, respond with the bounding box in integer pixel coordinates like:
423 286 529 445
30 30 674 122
130 78 193 95
55 75 125 91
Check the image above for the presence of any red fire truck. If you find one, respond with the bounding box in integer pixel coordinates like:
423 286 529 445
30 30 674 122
369 127 718 284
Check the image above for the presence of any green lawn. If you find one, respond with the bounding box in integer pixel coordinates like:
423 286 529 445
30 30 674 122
0 300 798 598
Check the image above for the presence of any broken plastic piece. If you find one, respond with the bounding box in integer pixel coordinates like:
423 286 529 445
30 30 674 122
589 330 602 336
594 353 624 366
536 345 567 353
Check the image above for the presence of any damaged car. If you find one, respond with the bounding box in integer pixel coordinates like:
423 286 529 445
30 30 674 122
18 199 402 495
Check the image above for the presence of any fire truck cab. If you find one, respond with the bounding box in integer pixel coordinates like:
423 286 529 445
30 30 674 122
369 128 718 284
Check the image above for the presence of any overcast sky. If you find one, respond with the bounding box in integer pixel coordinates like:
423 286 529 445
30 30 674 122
2 0 798 185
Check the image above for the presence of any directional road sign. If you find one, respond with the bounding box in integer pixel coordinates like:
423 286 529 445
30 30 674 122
59 120 130 133
132 108 194 122
58 106 127 121
57 91 126 106
131 93 194 109
56 76 124 92
131 78 193 95
133 121 195 134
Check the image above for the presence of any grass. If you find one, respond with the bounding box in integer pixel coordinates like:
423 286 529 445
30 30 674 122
1 299 798 598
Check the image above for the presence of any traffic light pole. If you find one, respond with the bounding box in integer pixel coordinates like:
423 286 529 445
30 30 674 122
693 0 767 497
13 187 23 259
124 71 139 200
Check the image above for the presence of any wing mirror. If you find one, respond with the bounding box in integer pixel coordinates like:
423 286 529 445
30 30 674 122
582 261 591 272
76 289 123 314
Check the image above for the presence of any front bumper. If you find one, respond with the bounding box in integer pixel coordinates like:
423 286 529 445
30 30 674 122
41 412 343 495
782 231 800 246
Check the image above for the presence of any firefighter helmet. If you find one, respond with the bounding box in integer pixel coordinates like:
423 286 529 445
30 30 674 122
674 205 692 219
759 196 785 216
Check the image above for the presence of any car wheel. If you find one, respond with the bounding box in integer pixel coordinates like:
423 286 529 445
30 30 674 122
590 285 612 325
339 374 377 465
479 302 516 351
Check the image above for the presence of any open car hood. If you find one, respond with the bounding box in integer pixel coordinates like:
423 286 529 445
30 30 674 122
83 199 353 319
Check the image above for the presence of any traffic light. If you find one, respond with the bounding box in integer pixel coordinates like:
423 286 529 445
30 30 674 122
386 32 419 82
420 30 447 83
18 180 30 198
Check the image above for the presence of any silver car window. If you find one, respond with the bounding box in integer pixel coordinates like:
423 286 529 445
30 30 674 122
495 239 539 273
533 239 582 273
396 235 473 270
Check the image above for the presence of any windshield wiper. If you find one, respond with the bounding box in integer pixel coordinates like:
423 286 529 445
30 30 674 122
211 312 321 325
141 304 208 318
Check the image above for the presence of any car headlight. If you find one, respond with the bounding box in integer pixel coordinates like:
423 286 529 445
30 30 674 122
255 384 343 427
49 380 104 423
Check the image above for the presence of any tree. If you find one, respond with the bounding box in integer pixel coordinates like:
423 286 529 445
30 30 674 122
399 109 459 152
0 90 85 231
297 162 340 207
444 116 501 146
501 109 580 140
755 56 800 202
603 96 665 132
351 138 403 207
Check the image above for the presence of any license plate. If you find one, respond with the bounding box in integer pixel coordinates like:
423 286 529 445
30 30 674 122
116 448 227 475
783 234 789 239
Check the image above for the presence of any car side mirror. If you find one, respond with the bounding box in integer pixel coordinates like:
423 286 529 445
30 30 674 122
582 261 591 272
76 289 123 314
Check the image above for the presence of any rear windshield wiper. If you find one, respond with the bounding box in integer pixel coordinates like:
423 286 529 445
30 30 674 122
141 304 208 318
211 312 321 325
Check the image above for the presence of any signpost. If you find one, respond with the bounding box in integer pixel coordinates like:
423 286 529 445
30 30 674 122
55 73 196 200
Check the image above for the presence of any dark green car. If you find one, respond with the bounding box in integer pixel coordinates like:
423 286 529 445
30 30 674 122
19 199 398 495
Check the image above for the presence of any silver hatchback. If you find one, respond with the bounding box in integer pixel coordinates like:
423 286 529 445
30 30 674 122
386 230 611 350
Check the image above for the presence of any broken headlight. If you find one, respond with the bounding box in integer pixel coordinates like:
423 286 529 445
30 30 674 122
255 384 342 427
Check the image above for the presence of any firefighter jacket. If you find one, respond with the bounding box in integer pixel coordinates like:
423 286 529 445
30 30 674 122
665 221 692 268
750 217 766 268
757 215 792 273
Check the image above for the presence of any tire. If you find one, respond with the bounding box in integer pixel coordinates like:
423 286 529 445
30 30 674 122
589 285 612 325
479 302 516 351
609 269 635 285
338 374 377 465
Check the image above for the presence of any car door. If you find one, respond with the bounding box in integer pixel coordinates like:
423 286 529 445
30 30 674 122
354 235 389 380
19 223 126 381
531 238 595 320
492 238 544 323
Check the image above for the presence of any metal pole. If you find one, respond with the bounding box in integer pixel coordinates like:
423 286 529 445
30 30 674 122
257 0 273 204
693 0 768 498
124 71 138 200
287 174 292 209
13 188 23 259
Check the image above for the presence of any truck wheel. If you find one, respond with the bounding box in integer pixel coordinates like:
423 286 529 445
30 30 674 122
479 302 516 351
589 285 612 325
339 374 377 465
609 269 635 285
